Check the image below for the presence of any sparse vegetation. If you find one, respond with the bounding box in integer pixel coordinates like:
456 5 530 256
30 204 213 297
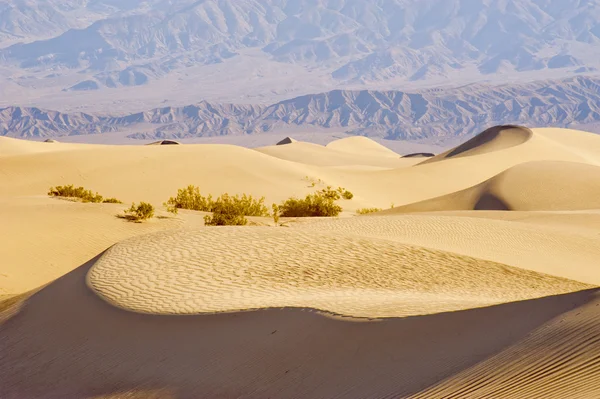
122 202 155 222
165 185 269 226
102 197 123 204
203 194 251 226
278 192 342 217
356 207 382 215
48 184 122 204
165 185 269 217
164 185 213 214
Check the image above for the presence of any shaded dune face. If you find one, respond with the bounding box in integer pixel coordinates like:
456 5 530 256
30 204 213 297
388 160 600 213
421 125 533 164
2 256 599 399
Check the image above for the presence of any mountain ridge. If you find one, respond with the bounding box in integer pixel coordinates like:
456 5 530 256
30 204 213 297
2 75 599 141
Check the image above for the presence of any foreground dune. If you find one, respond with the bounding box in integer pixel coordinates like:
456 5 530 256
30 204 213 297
87 227 590 317
1 262 598 398
2 126 600 398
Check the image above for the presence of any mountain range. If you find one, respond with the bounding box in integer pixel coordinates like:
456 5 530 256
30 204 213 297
2 75 599 141
1 0 599 141
0 0 599 113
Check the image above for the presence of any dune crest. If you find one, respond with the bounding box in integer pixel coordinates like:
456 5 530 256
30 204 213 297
326 135 401 158
421 125 533 164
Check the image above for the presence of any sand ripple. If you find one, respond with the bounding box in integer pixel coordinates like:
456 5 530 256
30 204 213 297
87 227 590 317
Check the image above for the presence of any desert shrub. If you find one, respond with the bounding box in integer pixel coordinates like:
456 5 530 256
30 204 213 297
165 185 269 217
317 186 354 201
203 194 249 226
102 198 123 204
123 202 155 222
356 207 382 215
164 185 213 214
278 192 343 217
48 184 122 204
48 184 103 203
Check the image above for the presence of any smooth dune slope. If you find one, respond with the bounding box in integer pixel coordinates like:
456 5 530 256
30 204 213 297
383 160 600 213
325 136 402 158
255 139 411 167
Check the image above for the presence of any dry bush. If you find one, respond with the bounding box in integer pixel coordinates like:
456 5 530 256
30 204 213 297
356 207 382 215
48 184 122 204
122 202 155 222
278 192 343 217
164 185 213 214
48 184 103 203
203 194 250 226
165 185 269 218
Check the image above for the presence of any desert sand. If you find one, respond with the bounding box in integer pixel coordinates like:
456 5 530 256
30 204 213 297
1 125 600 398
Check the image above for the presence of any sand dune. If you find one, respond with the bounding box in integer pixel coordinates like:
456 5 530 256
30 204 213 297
420 125 534 164
299 214 600 285
1 260 598 399
2 126 600 397
87 227 590 317
255 139 411 167
325 136 402 158
384 160 600 213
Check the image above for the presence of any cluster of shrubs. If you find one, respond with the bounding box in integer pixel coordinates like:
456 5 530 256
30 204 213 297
48 185 122 204
49 182 363 226
164 184 355 225
164 185 269 226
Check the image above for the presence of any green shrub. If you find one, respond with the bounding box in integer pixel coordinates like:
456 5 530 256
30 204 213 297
164 185 213 214
123 202 155 222
279 192 343 217
48 184 103 203
102 198 123 204
356 207 382 215
317 186 354 201
203 194 249 226
48 184 122 204
165 185 269 217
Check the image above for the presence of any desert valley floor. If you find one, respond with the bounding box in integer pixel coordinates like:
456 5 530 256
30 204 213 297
1 126 600 398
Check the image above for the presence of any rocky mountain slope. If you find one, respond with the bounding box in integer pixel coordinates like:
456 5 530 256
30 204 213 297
0 0 599 110
2 76 599 141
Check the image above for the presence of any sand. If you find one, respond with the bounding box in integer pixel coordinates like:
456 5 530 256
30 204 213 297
2 126 600 398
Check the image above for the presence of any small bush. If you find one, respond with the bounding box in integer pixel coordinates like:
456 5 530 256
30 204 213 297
102 198 123 204
164 185 269 217
317 186 354 201
123 202 155 222
48 184 103 203
203 194 249 226
356 207 382 215
164 185 213 214
279 192 343 217
48 184 122 204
